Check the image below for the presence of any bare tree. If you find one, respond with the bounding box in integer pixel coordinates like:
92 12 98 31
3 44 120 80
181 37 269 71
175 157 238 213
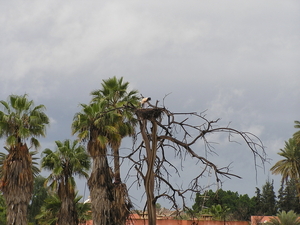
125 101 266 225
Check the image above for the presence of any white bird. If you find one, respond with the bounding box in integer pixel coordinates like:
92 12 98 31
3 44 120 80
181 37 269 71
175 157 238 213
141 97 151 108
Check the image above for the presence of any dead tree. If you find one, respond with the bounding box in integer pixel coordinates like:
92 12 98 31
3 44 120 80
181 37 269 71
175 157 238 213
126 102 266 225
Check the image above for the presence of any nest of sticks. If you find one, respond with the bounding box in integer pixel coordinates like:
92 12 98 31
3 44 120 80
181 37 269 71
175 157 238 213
136 108 164 120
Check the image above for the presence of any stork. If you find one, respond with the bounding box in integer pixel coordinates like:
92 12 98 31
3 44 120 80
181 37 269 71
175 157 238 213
141 97 151 108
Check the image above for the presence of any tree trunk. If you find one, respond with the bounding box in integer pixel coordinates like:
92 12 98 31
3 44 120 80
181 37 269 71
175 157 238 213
57 179 78 225
112 144 132 225
140 119 158 225
88 155 115 225
113 145 121 184
0 143 33 225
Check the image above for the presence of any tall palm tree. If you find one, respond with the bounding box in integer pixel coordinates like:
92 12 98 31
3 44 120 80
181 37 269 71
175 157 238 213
72 100 119 225
91 76 140 184
0 94 49 225
294 121 300 144
270 138 300 200
41 139 91 225
91 76 139 224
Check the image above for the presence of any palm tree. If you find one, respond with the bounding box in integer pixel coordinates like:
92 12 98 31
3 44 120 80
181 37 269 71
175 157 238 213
35 192 91 225
270 138 300 200
72 100 119 225
41 139 91 225
91 76 139 184
0 94 49 225
91 76 139 224
267 210 300 225
35 193 61 225
294 121 300 144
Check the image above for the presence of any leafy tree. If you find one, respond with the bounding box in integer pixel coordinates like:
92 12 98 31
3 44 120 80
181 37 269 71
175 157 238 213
35 193 61 225
28 176 49 224
261 180 277 215
0 94 49 225
193 189 255 220
267 210 300 225
271 138 300 201
210 204 230 221
252 187 264 215
41 139 91 225
193 190 217 213
232 194 255 221
277 179 300 213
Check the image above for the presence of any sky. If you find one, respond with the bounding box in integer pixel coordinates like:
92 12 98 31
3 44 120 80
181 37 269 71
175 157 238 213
0 0 299 209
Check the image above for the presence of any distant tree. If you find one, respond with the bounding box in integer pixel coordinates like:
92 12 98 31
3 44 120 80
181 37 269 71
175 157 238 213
232 194 255 221
155 203 161 211
261 180 277 215
35 193 61 225
210 204 230 221
28 176 49 224
41 139 91 225
193 189 255 220
277 179 300 213
193 190 218 213
266 210 300 225
0 94 49 225
271 138 300 201
252 187 263 215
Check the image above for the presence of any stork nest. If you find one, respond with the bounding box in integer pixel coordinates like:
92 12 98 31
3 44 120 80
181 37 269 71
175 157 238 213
136 108 164 120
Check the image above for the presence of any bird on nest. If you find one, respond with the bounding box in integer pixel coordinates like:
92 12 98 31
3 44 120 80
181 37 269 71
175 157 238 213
140 97 151 108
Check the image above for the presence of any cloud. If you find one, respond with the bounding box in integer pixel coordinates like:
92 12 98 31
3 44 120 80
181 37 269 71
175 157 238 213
0 0 299 207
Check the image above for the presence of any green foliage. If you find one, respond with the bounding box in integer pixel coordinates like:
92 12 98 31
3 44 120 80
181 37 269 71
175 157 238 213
210 204 230 221
41 139 91 193
261 180 277 215
294 121 300 144
28 176 49 224
0 193 6 224
271 138 300 195
35 193 61 225
0 94 49 148
36 192 91 225
267 210 300 225
277 179 300 213
192 189 256 220
155 203 161 210
41 139 91 224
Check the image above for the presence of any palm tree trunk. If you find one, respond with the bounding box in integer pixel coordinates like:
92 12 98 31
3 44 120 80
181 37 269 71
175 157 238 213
113 146 121 184
1 143 33 225
88 155 115 225
57 179 78 225
112 144 132 225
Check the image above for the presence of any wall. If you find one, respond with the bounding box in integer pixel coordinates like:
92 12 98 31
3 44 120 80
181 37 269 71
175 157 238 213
82 220 250 225
127 220 249 225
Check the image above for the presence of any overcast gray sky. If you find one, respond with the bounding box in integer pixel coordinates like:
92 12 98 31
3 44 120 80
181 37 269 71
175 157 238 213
0 0 299 208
